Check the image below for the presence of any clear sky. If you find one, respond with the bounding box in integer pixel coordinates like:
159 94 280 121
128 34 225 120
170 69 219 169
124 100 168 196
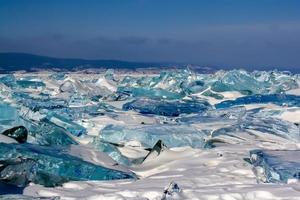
0 0 300 68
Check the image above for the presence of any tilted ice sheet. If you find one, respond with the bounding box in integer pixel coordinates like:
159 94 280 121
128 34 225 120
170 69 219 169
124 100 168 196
96 124 207 148
123 98 211 116
0 142 136 187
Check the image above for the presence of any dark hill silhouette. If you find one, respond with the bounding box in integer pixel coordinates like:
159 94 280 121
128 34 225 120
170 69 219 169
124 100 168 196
0 53 164 72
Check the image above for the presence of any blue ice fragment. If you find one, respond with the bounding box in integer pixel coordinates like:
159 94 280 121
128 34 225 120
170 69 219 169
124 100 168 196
0 75 45 89
208 110 300 143
202 89 224 99
24 121 78 146
117 87 184 100
240 115 300 142
59 80 76 93
49 104 110 121
250 149 300 183
0 142 136 187
49 72 66 80
12 93 68 111
97 124 207 148
0 74 17 88
16 80 45 89
93 141 131 166
43 112 87 136
0 103 23 133
118 68 204 96
211 70 267 95
0 103 18 123
215 94 300 109
178 106 245 124
185 80 206 94
123 98 211 117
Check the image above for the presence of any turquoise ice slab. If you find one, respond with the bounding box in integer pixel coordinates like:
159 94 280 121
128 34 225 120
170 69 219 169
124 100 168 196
215 94 300 109
49 72 66 80
250 150 300 183
209 111 300 143
44 112 87 136
117 87 184 100
0 103 18 123
0 103 22 133
0 102 77 146
12 93 67 111
240 115 300 142
48 103 116 121
211 70 267 94
94 124 207 165
123 98 211 117
0 74 17 88
117 69 299 96
0 143 136 187
25 121 78 146
16 80 45 89
94 141 131 166
97 124 207 148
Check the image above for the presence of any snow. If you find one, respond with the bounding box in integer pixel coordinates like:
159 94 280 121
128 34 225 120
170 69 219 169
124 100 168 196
24 139 300 200
277 109 300 123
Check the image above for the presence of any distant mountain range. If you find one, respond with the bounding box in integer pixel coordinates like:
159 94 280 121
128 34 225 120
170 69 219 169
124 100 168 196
0 53 168 72
0 52 298 73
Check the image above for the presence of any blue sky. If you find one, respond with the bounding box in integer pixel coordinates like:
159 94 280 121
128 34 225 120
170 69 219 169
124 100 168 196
0 0 300 68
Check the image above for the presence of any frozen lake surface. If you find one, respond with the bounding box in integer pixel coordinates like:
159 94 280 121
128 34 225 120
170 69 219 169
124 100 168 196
0 69 300 199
